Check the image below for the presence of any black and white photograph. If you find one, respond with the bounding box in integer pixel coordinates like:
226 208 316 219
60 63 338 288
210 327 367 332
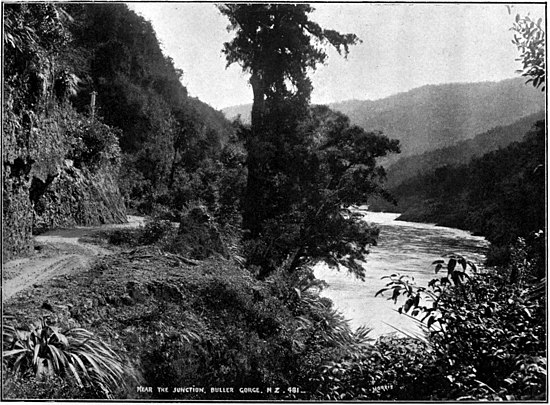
2 1 546 401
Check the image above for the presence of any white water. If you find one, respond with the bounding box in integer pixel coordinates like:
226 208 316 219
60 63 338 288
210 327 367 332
314 211 488 338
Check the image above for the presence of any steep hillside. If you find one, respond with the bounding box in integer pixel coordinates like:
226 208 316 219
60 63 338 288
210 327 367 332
3 3 237 260
66 3 239 217
330 78 544 156
392 119 545 265
3 5 127 260
384 110 545 188
223 78 545 157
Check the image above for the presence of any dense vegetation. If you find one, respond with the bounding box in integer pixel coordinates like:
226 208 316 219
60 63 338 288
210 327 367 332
388 119 545 266
219 4 399 279
3 3 546 402
373 110 544 190
3 3 127 260
223 78 545 159
62 4 244 222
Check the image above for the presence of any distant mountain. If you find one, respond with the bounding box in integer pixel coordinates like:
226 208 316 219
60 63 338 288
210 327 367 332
222 78 545 157
221 103 252 124
384 110 545 188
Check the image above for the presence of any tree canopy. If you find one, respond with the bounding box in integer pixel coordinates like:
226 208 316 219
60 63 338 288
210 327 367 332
220 4 398 278
219 4 360 129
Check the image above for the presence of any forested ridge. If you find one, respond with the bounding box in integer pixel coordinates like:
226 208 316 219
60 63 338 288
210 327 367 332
223 77 545 159
65 4 241 220
2 3 546 401
378 110 545 189
390 119 545 265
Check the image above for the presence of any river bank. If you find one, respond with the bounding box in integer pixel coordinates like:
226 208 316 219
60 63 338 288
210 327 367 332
315 211 488 337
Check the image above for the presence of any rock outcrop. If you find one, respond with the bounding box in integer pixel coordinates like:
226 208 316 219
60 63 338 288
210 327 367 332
3 160 34 260
3 107 127 261
32 161 127 233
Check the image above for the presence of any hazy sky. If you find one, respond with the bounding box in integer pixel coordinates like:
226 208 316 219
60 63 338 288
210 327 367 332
128 2 545 110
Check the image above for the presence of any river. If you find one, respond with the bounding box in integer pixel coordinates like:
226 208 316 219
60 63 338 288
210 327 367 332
314 211 488 339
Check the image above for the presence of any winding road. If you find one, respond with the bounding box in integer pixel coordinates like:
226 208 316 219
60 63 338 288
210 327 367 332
2 216 145 301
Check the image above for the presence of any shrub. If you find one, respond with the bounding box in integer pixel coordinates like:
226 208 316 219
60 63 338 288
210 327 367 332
139 218 174 245
378 255 546 400
314 335 435 400
106 229 141 246
66 116 121 170
3 317 136 398
102 218 174 247
3 373 94 399
165 204 229 260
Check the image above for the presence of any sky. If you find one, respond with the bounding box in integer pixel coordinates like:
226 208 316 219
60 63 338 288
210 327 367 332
127 2 545 111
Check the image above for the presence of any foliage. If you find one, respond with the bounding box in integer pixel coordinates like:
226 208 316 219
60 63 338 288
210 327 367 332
2 317 136 398
314 335 435 400
105 228 141 247
3 374 92 399
102 218 173 247
219 5 399 280
102 213 230 260
377 255 546 400
4 3 73 111
139 218 174 246
3 1 125 255
64 114 121 170
64 4 236 217
238 105 398 278
131 261 371 400
220 4 361 228
392 120 545 266
157 139 247 225
219 4 359 129
511 13 545 91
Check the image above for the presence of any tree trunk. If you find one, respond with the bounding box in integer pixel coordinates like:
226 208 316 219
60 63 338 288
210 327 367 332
250 70 265 132
243 69 268 236
168 147 179 188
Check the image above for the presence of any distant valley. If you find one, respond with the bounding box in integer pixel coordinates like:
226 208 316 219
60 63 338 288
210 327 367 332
384 110 545 188
222 77 545 159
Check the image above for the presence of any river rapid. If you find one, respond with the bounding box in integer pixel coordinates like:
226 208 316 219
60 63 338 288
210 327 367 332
314 211 488 338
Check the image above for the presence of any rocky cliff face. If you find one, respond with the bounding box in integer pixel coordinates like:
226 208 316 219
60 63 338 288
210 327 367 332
3 107 127 261
3 162 34 260
32 161 127 233
3 4 127 262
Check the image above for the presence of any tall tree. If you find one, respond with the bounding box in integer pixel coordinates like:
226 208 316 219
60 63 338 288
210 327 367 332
220 5 399 278
219 4 358 129
219 4 360 235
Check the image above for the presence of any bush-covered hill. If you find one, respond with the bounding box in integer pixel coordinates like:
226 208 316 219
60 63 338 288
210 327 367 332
3 3 242 260
64 4 240 216
330 78 545 157
377 110 545 189
223 78 545 159
390 120 545 266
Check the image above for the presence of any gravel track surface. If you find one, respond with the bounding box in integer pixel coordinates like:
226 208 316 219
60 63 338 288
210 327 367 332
3 216 145 301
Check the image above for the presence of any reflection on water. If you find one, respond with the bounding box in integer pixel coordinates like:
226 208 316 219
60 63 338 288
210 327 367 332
314 212 488 338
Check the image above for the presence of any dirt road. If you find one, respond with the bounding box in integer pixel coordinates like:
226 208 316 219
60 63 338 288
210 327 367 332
2 216 145 301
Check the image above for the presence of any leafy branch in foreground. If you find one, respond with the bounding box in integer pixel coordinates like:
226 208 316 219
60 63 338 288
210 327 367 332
510 13 545 91
375 251 546 400
3 317 137 398
375 253 478 330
